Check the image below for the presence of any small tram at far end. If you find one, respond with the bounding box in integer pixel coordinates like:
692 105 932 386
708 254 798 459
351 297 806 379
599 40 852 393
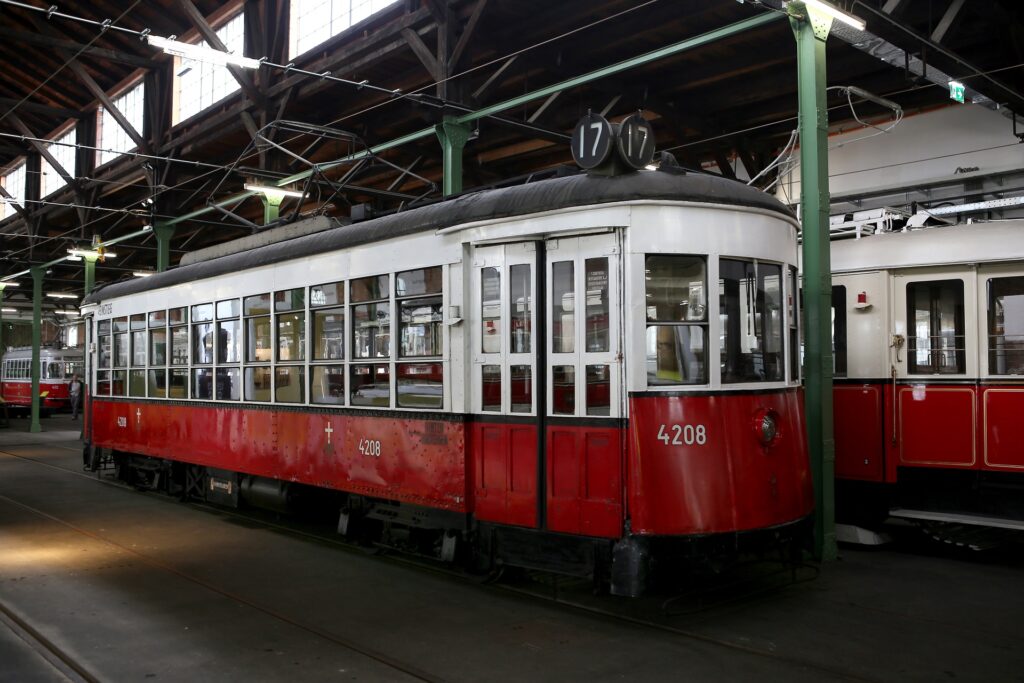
1 346 84 414
80 145 812 595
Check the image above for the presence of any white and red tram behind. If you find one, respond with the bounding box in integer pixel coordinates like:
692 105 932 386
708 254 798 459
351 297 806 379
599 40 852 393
82 169 812 594
1 346 83 413
831 218 1024 538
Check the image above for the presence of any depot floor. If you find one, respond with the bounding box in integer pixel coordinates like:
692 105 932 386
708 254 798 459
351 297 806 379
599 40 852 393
1 414 1022 682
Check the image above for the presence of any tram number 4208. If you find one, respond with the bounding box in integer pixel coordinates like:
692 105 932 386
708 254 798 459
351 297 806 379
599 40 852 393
358 438 382 458
657 424 707 446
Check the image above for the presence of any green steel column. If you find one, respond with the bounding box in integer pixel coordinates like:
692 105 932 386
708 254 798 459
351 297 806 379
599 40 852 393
83 254 98 295
30 266 43 433
154 221 176 272
435 116 471 197
791 2 837 561
260 194 283 225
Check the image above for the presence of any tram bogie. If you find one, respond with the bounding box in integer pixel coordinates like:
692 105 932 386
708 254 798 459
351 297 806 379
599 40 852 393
82 169 813 595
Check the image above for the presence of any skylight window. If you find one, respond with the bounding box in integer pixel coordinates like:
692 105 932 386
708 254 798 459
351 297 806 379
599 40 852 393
173 12 245 124
97 82 146 166
0 160 26 220
41 127 77 197
289 0 397 59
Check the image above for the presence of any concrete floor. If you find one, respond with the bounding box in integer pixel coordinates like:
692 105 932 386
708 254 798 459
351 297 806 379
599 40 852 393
1 413 1023 682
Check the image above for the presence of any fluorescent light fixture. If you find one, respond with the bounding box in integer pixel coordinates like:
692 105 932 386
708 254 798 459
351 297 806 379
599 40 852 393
47 292 79 299
1 308 16 313
148 35 261 70
133 271 155 278
0 281 18 287
54 310 78 316
790 0 866 31
68 249 118 259
244 183 304 199
66 255 83 262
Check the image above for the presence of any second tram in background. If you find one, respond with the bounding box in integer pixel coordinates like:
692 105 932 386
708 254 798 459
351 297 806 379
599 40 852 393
80 119 812 595
0 346 84 414
831 216 1024 547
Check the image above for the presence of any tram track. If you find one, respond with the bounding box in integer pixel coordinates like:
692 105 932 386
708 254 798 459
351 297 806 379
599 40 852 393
0 445 877 682
0 598 96 683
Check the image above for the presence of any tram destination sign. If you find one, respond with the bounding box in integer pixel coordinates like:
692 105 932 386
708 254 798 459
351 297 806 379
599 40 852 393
571 112 614 169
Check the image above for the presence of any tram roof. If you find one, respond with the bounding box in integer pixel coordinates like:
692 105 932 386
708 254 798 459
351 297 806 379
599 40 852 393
83 169 792 304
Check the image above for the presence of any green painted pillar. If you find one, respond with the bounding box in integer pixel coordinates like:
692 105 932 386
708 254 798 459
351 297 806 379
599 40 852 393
791 2 837 561
154 221 176 272
30 266 43 433
434 116 471 197
83 254 98 295
260 194 283 225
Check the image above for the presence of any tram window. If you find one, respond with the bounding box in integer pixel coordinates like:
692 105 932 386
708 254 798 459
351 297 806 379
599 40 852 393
480 267 501 353
510 264 532 354
274 366 304 403
398 266 443 360
585 258 609 352
114 332 129 368
168 307 187 325
789 267 799 381
351 275 388 303
352 303 390 358
112 370 127 396
907 279 965 375
351 364 389 407
149 310 166 327
719 258 783 383
552 261 575 353
217 299 240 319
988 276 1024 375
191 303 213 323
832 286 847 377
246 316 272 362
148 369 166 398
396 362 443 409
510 365 532 413
244 293 271 316
170 326 188 365
645 255 708 385
397 267 441 297
130 314 146 331
244 366 271 402
311 281 344 307
131 329 146 367
169 369 188 399
99 333 111 369
193 368 213 399
552 365 575 415
216 367 240 401
129 370 146 397
193 322 214 365
313 308 345 360
150 328 167 366
46 362 62 380
277 312 305 362
98 319 111 335
217 320 241 364
586 365 611 416
311 365 346 405
113 316 128 333
481 365 501 412
275 288 305 313
96 370 111 395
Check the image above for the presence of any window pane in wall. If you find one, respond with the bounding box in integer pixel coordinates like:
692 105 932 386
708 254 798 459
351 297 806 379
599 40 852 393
481 267 501 353
1 161 26 220
96 82 145 166
396 267 441 297
552 261 574 353
400 296 442 357
174 12 245 123
277 312 305 361
114 333 129 367
246 316 272 362
245 366 272 401
719 259 784 383
40 128 77 197
351 275 388 302
646 325 706 385
170 326 188 365
311 365 346 404
217 320 241 364
989 276 1024 375
481 364 501 412
585 258 609 352
112 370 127 396
311 282 344 307
510 264 531 354
313 308 345 360
552 365 574 415
193 368 213 399
169 307 187 325
275 288 305 312
193 322 214 364
275 367 305 403
149 310 166 327
907 279 965 374
192 303 214 322
216 367 241 400
131 331 146 366
289 0 398 58
148 369 166 398
352 303 389 358
217 299 240 318
96 370 110 395
99 334 111 368
397 363 442 409
351 364 389 406
129 370 146 397
510 365 531 413
244 293 271 316
586 365 611 416
169 368 188 398
646 255 706 322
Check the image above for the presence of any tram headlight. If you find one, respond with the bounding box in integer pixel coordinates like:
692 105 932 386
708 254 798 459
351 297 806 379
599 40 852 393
754 409 780 447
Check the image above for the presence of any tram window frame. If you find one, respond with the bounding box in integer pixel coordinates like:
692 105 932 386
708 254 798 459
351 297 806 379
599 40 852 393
907 279 966 375
311 280 346 406
243 293 272 402
215 299 241 401
719 258 785 384
396 266 443 410
130 314 147 368
987 275 1024 376
350 274 392 408
190 303 215 400
112 316 129 395
97 319 112 373
644 254 709 386
169 307 189 374
148 310 167 397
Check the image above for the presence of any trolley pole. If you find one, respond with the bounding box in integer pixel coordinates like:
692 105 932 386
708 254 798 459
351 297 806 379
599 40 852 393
791 1 838 561
435 116 470 196
29 266 44 433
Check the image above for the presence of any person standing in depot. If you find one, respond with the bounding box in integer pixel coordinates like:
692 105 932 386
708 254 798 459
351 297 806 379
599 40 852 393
69 374 83 420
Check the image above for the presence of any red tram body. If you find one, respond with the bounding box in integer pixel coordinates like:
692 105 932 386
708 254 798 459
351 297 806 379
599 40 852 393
831 219 1024 541
83 170 812 594
1 346 84 412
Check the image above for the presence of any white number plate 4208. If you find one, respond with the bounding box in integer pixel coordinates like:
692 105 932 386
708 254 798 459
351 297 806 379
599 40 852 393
657 424 707 446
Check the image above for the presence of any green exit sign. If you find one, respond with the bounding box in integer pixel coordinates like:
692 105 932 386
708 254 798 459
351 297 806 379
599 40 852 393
949 80 965 103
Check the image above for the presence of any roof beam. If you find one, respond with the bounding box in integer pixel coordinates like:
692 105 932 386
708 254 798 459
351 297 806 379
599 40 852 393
449 0 488 71
931 0 965 43
8 114 76 190
402 27 440 80
0 98 82 120
65 62 150 155
0 26 158 69
0 183 30 224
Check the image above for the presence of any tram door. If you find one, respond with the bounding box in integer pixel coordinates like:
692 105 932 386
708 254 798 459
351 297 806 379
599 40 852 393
470 234 624 537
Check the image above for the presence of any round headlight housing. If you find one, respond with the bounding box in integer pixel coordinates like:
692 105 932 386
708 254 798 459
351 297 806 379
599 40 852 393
754 409 780 446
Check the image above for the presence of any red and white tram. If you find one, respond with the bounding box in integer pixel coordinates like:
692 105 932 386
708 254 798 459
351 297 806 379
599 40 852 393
831 218 1024 541
82 168 812 594
1 346 84 413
